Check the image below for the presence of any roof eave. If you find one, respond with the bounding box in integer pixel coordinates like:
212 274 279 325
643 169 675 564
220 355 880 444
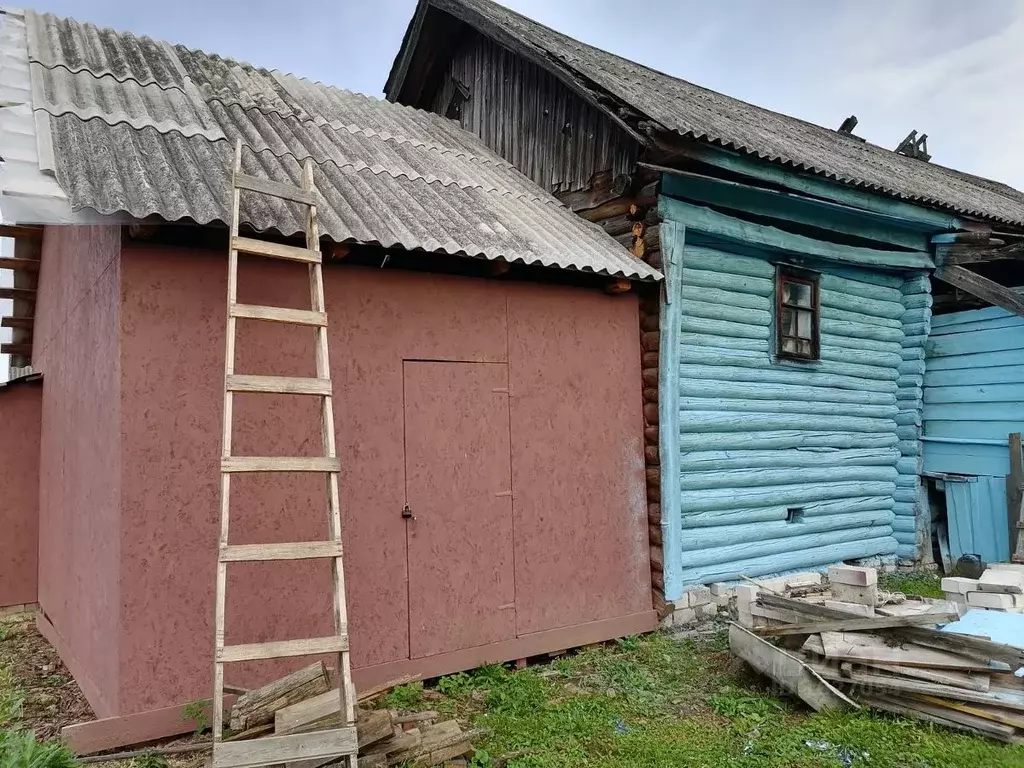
383 0 430 101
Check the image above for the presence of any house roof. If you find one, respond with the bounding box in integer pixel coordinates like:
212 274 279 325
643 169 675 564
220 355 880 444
388 0 1024 228
0 7 660 282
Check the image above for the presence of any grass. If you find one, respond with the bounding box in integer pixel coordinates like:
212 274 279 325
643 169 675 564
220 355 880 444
389 631 1024 768
880 569 945 600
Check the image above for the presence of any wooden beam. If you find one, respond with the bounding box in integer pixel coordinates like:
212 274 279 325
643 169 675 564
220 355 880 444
1 343 32 356
939 241 1024 266
935 265 1024 317
1 316 34 329
0 225 42 240
756 611 958 637
0 287 35 302
604 278 631 294
659 196 934 270
0 257 40 272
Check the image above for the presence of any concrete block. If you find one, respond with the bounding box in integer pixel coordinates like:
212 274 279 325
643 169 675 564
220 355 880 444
941 577 979 595
735 584 758 609
712 593 731 607
672 607 697 626
988 563 1024 576
831 581 878 606
737 607 754 628
824 600 875 617
785 572 822 589
828 565 877 586
978 569 1024 594
709 582 735 598
967 591 1016 610
659 613 674 630
685 586 712 608
695 603 718 620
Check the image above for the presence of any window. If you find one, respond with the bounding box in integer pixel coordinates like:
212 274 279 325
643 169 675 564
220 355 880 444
445 81 470 122
776 268 819 361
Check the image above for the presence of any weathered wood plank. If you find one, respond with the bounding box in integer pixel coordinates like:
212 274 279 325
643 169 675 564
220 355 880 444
935 266 1024 317
218 636 347 663
212 727 356 768
234 174 318 206
220 541 343 562
230 662 330 731
230 304 328 327
226 375 333 396
221 457 341 473
232 236 320 264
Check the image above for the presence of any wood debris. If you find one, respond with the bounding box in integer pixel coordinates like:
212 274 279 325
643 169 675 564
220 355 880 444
219 668 482 767
730 563 1024 743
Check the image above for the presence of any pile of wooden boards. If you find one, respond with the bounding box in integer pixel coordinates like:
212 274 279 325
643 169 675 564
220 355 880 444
226 663 482 767
730 565 1024 743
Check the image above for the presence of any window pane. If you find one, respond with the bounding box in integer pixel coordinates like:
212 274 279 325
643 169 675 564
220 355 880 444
783 280 813 307
781 307 798 336
782 337 798 355
796 339 812 357
796 309 813 339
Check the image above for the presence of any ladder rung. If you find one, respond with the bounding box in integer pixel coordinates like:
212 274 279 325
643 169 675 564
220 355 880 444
220 541 343 562
230 303 327 327
232 236 321 264
212 726 357 768
222 457 341 473
226 374 332 396
234 173 318 206
218 635 348 663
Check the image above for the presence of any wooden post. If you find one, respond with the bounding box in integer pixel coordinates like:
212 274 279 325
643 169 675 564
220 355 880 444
1009 433 1024 563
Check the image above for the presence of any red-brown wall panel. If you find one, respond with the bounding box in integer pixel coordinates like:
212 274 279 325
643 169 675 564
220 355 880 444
0 382 41 608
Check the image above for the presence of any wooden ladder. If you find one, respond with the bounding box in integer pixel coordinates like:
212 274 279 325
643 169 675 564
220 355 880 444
212 140 357 768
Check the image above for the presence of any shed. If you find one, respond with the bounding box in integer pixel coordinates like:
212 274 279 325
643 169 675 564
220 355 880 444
0 7 660 723
387 0 1024 610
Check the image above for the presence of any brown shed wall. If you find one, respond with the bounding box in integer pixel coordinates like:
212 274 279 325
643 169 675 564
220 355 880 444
0 381 41 609
108 243 652 715
32 225 122 717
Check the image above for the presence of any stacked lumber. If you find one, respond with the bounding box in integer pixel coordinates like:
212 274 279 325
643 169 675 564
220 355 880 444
224 664 482 766
731 565 1024 743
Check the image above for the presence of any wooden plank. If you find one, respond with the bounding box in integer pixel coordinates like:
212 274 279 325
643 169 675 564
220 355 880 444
226 375 332 396
230 303 327 327
1 343 32 356
911 693 1024 729
232 236 321 264
812 663 1024 711
230 662 330 731
757 612 957 637
220 541 343 562
275 690 339 735
0 287 35 301
858 660 990 692
212 727 357 768
728 623 857 711
62 696 236 755
935 265 1024 317
0 257 40 272
819 631 991 671
221 457 341 473
860 693 1017 741
941 241 1024 266
1 316 34 329
0 224 42 239
896 626 1024 668
234 173 318 206
1010 432 1024 562
218 636 348 663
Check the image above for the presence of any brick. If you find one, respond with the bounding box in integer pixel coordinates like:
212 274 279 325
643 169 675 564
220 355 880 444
785 572 822 589
831 581 878 606
659 613 675 630
967 591 1016 610
737 608 754 628
988 563 1024 576
828 565 877 586
824 600 875 617
712 593 731 607
709 582 733 597
978 570 1024 594
685 586 712 607
940 577 979 595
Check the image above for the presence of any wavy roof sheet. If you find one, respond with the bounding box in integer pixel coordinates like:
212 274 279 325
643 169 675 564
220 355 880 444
0 7 658 280
411 0 1024 227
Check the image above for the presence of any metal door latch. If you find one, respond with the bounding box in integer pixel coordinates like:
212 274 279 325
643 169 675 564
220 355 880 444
402 503 413 519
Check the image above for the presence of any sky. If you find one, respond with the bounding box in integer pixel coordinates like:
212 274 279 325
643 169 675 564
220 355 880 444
26 0 1024 190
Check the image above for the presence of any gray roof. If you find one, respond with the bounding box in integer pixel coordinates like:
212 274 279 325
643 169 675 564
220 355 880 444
0 7 659 281
404 0 1024 228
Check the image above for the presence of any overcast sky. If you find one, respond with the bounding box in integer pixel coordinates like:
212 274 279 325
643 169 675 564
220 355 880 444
25 0 1024 190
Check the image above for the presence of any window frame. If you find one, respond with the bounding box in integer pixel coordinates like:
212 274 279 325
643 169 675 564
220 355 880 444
775 267 821 362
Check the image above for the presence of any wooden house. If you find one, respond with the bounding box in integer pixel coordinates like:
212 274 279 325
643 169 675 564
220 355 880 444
0 7 660 726
387 0 1024 611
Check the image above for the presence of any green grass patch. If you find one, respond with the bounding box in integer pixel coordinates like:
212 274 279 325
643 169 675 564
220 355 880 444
880 569 944 599
414 631 1024 768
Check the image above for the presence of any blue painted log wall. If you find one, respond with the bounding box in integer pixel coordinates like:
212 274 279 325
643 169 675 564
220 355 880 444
896 275 931 560
669 242 905 586
923 306 1024 475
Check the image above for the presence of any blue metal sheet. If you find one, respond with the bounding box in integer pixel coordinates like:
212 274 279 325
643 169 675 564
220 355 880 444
944 475 1010 564
941 609 1024 653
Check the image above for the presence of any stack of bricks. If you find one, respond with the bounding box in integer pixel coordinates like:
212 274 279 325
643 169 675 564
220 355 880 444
732 572 823 628
824 565 878 618
942 563 1024 613
661 585 718 629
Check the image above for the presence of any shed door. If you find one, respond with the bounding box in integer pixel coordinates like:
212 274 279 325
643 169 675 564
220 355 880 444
403 361 515 658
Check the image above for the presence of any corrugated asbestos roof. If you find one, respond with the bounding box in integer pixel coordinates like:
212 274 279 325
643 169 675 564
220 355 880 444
420 0 1024 227
0 7 659 281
